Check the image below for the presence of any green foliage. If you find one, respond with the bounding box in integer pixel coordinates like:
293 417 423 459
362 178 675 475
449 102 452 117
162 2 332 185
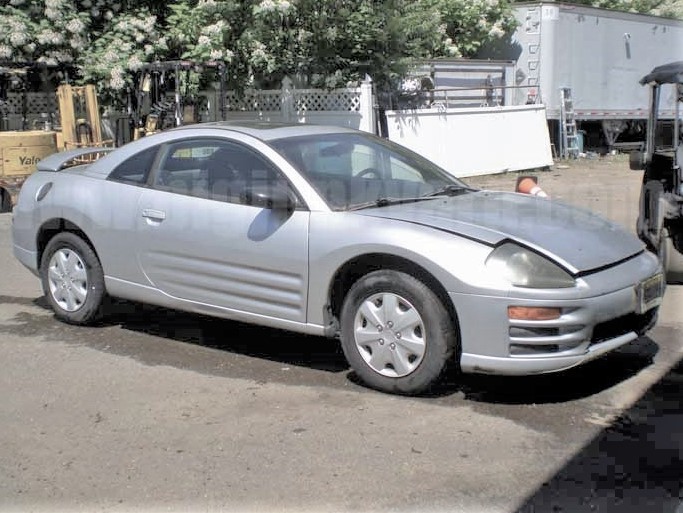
0 0 519 104
164 1 253 91
243 0 400 88
0 0 91 64
78 8 168 106
435 0 518 57
0 4 36 62
166 0 239 62
236 0 514 89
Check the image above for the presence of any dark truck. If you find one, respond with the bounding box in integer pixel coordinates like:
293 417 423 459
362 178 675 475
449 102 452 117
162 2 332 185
631 61 683 284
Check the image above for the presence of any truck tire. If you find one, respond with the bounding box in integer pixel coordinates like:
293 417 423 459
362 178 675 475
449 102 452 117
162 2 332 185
661 228 683 285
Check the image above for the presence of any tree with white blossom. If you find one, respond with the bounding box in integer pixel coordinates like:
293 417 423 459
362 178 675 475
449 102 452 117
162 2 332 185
0 0 90 64
1 0 679 107
78 9 168 104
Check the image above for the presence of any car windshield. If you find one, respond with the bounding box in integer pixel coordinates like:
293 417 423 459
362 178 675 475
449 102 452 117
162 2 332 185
269 132 470 211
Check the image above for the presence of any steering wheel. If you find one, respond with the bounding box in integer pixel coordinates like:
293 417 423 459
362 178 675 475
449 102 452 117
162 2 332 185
357 167 382 179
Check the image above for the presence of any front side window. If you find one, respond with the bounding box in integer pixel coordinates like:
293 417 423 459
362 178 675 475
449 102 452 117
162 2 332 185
151 138 294 206
270 133 466 210
151 140 215 198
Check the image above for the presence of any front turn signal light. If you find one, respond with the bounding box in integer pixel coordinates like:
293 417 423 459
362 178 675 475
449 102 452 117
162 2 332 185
508 306 561 321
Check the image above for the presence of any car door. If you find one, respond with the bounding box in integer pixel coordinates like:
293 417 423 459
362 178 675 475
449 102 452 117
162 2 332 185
98 145 159 286
136 137 310 323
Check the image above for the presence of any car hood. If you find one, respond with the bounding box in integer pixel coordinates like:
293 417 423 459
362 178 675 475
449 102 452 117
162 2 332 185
355 191 643 274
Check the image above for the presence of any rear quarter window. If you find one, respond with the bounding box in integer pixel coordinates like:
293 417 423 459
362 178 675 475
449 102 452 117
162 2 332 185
108 146 158 185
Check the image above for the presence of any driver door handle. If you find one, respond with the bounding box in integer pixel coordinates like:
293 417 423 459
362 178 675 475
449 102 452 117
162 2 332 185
141 208 166 221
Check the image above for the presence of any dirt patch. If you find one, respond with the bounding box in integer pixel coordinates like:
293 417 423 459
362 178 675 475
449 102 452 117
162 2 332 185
464 154 642 231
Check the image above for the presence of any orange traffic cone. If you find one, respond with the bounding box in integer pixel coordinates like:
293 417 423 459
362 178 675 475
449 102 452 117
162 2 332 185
515 176 549 198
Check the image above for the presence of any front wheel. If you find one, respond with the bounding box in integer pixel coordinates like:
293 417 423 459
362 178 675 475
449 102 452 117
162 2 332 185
340 270 457 394
40 232 106 325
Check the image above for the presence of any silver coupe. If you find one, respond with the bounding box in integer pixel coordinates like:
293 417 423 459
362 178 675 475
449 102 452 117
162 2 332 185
12 122 665 394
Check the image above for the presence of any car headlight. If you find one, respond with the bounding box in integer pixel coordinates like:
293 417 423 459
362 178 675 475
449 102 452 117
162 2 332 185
485 242 576 288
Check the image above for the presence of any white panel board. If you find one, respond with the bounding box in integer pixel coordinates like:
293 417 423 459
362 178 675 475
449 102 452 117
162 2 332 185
385 104 553 178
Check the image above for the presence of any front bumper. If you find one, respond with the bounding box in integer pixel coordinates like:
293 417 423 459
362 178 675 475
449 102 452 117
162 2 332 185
459 316 656 376
450 260 662 376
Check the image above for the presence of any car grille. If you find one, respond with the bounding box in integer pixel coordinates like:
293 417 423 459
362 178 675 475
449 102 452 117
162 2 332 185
508 306 658 357
509 323 588 356
590 308 658 345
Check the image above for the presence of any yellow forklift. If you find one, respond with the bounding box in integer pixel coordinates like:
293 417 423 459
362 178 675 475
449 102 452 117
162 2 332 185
130 60 227 140
0 59 226 211
0 63 112 212
0 63 60 212
56 83 113 150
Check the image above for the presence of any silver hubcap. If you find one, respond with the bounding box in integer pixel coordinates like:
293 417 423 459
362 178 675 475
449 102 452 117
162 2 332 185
353 292 426 378
47 248 88 312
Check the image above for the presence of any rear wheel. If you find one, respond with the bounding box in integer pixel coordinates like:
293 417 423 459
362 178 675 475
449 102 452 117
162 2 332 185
40 232 106 325
340 270 457 394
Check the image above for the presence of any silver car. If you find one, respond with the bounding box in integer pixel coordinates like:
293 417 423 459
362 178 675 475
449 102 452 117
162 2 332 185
12 122 664 394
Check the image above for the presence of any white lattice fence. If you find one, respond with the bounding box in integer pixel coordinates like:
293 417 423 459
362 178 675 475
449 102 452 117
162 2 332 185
293 89 362 112
221 87 363 113
219 77 374 132
2 94 22 115
4 88 364 116
224 90 282 112
3 78 376 133
3 92 58 116
2 92 59 130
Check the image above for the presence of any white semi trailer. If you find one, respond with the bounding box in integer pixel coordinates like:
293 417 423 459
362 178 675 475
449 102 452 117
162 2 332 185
480 2 683 152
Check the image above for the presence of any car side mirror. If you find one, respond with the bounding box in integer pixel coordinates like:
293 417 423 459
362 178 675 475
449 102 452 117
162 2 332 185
241 184 296 212
630 150 645 170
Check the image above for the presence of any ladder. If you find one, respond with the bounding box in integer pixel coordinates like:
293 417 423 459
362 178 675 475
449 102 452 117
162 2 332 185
559 87 579 159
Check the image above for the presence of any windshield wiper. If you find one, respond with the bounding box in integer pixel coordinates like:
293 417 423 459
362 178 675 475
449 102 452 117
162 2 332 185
348 196 440 211
347 185 477 211
425 184 477 197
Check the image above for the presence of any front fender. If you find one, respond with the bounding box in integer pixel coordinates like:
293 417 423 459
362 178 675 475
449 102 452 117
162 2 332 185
306 212 493 327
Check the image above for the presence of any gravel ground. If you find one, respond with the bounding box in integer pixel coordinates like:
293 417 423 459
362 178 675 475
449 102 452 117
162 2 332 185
464 154 642 231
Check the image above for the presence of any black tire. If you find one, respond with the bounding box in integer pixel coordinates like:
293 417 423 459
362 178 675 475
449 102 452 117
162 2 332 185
660 228 683 285
340 270 457 394
40 232 106 325
0 189 11 213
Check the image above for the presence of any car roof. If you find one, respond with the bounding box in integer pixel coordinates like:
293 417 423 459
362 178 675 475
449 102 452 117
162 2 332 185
67 122 365 179
173 121 359 141
640 61 683 85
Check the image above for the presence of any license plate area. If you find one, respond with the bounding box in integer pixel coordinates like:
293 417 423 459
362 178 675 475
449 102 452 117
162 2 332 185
635 274 664 314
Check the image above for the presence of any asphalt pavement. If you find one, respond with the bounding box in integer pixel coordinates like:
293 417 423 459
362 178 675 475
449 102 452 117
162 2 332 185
0 155 681 513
